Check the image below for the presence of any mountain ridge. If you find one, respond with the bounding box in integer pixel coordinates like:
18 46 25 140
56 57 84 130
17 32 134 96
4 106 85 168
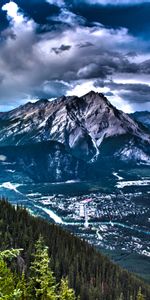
0 91 149 146
130 111 150 131
0 91 150 182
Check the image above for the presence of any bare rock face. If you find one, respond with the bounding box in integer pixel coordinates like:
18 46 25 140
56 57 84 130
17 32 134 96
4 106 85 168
0 91 150 182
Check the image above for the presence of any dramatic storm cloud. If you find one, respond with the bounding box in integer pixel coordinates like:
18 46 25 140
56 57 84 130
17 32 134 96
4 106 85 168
0 0 150 112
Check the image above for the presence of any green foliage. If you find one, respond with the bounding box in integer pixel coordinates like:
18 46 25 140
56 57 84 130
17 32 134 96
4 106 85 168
0 258 14 299
28 236 57 300
16 273 28 300
0 252 22 300
59 278 77 300
137 288 145 300
0 249 23 261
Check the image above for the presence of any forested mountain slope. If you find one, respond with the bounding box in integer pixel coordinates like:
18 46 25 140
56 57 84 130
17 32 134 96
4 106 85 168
0 199 149 300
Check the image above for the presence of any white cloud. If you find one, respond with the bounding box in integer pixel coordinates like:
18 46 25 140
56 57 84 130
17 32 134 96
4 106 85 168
66 80 109 96
107 92 134 113
49 8 85 25
2 2 24 24
46 0 65 7
2 1 35 32
0 155 7 162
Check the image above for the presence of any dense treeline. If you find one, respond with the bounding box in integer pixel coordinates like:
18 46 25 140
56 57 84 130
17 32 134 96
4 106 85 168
0 199 149 300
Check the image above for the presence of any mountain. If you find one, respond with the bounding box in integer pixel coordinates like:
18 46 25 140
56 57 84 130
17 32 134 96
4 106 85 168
130 111 150 131
0 91 150 182
0 199 150 300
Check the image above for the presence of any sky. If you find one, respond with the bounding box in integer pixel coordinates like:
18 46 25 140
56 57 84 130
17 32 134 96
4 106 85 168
0 0 150 112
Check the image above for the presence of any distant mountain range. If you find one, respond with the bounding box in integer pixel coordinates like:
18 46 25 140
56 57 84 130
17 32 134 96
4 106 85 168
130 111 150 131
0 91 150 182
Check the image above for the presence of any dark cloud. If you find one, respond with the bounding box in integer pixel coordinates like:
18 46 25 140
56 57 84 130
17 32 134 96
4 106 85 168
77 41 94 48
105 91 114 96
120 89 150 105
76 52 142 80
126 51 137 58
99 81 150 104
51 44 71 54
32 80 69 99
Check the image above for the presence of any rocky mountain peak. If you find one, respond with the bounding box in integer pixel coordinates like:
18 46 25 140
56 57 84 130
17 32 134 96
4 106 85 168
35 98 49 106
83 90 111 104
0 91 149 161
0 91 150 182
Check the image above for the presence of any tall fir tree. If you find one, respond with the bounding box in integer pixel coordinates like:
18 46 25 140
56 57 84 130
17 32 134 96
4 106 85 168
28 236 57 300
59 278 77 300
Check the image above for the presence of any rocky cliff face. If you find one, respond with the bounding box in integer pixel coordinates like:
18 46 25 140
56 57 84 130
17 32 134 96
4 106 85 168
0 91 150 182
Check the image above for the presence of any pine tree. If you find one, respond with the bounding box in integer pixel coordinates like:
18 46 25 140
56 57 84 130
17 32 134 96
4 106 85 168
16 272 28 300
137 288 145 300
28 236 57 300
59 278 77 300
